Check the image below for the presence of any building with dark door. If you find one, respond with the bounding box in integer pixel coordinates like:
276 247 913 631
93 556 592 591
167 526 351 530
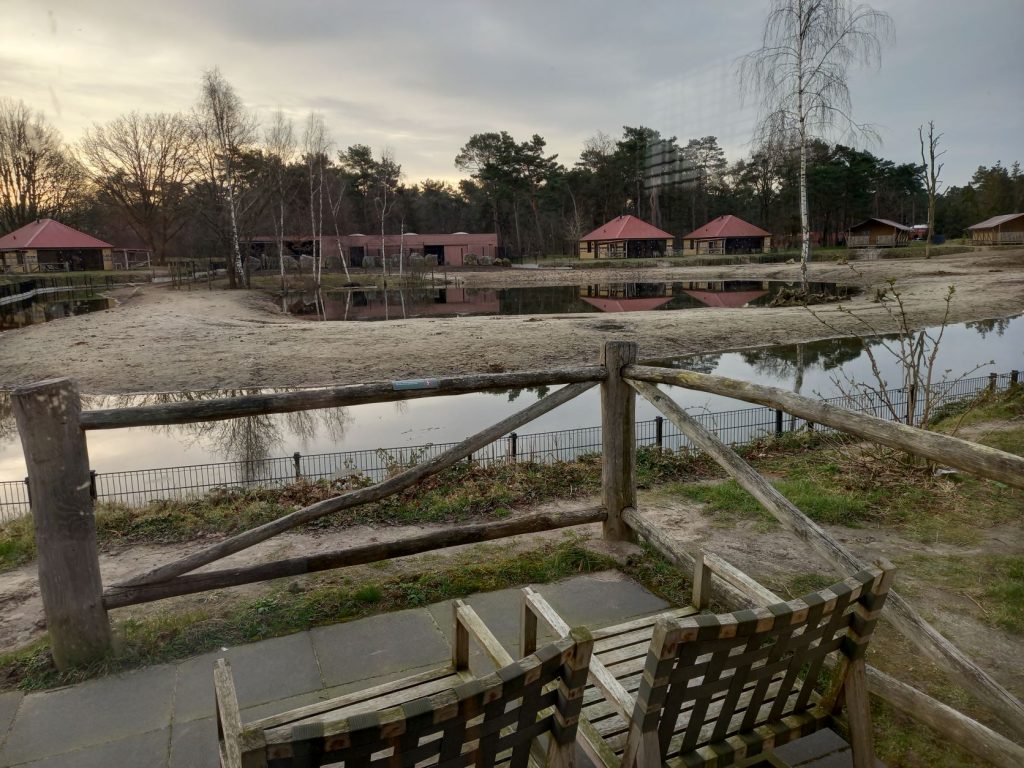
682 215 771 256
578 216 674 259
0 219 114 272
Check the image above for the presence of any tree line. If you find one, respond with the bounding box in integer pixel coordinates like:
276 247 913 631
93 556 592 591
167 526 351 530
1 70 1021 285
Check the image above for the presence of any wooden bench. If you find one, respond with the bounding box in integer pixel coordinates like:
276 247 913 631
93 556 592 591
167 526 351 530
522 553 895 768
214 599 594 768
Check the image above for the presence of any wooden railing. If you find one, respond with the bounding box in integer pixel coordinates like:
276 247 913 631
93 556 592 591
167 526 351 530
12 341 1024 763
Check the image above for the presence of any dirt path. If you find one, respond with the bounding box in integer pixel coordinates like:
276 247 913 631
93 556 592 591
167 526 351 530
1 250 1021 393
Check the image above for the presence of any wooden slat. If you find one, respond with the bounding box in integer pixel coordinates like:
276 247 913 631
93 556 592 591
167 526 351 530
114 381 597 588
103 506 606 607
627 378 1024 741
623 364 1024 491
214 659 244 768
456 601 515 668
523 588 637 723
81 366 607 429
700 551 782 607
247 665 457 731
591 606 698 644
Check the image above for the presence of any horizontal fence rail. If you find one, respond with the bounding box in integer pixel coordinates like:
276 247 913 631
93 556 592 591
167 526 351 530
1 371 1015 521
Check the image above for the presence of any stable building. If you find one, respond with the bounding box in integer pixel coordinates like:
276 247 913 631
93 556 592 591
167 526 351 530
846 218 913 248
0 219 114 272
681 215 771 256
247 232 500 268
578 216 673 259
967 213 1024 245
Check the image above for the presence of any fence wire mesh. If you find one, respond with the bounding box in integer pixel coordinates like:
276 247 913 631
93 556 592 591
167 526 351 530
0 372 1016 520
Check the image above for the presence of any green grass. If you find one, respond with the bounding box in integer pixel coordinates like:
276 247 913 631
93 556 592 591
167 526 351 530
1 449 712 574
905 554 1024 635
0 536 614 692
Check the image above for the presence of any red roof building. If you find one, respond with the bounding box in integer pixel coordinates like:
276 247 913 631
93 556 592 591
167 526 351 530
682 215 771 256
0 219 114 272
578 215 674 259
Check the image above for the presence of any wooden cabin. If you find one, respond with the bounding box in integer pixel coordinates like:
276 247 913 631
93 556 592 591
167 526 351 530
968 213 1024 245
681 215 771 256
846 218 913 248
578 215 673 259
0 219 114 272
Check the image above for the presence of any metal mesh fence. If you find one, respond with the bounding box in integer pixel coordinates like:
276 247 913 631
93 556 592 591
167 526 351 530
0 371 1016 520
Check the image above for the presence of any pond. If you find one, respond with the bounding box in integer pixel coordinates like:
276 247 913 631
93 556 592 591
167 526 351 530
1 315 1020 506
287 280 857 320
0 290 114 331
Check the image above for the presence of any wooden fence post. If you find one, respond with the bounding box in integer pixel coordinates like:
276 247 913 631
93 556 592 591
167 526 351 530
13 378 111 669
600 341 637 541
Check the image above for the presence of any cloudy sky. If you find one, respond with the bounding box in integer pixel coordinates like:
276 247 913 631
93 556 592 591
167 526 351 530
1 0 1021 186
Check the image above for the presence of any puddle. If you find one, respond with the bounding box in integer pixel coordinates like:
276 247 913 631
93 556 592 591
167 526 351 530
0 290 114 331
286 280 857 321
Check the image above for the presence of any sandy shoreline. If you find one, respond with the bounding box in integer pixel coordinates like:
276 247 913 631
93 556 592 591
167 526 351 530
2 250 1022 394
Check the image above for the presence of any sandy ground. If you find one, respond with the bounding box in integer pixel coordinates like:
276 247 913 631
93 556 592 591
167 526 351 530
1 249 1021 393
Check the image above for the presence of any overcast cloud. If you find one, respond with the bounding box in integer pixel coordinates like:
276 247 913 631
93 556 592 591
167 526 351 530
1 0 1021 186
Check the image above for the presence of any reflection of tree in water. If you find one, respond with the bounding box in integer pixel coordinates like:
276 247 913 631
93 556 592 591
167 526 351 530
491 385 552 404
96 389 352 480
0 391 16 445
740 337 864 379
667 354 722 374
965 318 1010 339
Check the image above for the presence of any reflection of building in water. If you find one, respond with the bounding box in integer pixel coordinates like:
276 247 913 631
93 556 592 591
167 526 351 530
577 283 673 312
320 287 501 321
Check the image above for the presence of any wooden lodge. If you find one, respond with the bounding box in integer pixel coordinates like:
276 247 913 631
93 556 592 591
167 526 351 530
0 219 114 273
846 217 913 248
681 215 771 256
968 213 1024 245
578 215 673 259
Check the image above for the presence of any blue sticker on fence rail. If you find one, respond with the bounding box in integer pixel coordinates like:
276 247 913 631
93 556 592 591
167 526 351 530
392 378 441 391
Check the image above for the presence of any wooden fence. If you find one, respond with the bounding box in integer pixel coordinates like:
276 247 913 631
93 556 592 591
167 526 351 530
11 341 1024 764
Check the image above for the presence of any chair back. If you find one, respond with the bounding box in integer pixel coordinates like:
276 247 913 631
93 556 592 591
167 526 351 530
262 627 594 768
632 564 893 763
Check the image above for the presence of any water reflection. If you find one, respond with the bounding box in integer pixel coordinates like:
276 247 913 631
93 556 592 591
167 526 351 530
90 391 350 482
0 292 114 330
286 280 857 322
0 315 1019 482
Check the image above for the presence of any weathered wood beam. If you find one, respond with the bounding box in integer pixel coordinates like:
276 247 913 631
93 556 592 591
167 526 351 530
624 365 1024 490
601 341 637 542
115 381 596 588
103 506 606 608
81 367 606 430
13 378 112 669
627 378 1024 742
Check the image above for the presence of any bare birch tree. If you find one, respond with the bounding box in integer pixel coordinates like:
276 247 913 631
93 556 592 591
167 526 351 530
303 112 330 287
374 147 400 279
740 0 893 293
80 112 198 264
264 110 296 290
918 120 944 259
0 98 84 232
196 68 257 289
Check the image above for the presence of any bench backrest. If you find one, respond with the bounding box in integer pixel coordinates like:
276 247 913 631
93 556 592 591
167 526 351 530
261 627 593 768
631 564 893 763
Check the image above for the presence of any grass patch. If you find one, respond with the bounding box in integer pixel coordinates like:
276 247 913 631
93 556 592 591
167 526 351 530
905 554 1024 635
1 449 711 574
0 537 614 692
872 700 985 768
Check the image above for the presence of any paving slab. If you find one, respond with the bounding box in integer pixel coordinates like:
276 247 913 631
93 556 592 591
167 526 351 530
774 728 847 765
169 717 217 768
0 664 175 766
0 690 25 748
311 608 450 688
12 728 169 768
172 631 322 723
